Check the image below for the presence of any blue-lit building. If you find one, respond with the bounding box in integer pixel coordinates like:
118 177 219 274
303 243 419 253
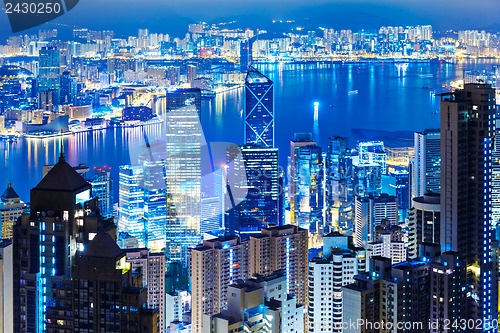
245 67 274 148
412 129 440 199
289 133 324 232
37 46 61 106
358 141 386 174
164 88 202 265
440 84 498 327
240 40 252 72
13 153 108 332
139 141 167 253
325 136 352 231
88 166 114 220
118 165 145 248
225 144 279 235
353 163 382 198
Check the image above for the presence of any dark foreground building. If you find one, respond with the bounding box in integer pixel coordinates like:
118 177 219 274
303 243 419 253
13 152 158 333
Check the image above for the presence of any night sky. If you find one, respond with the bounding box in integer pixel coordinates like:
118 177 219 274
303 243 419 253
1 0 500 38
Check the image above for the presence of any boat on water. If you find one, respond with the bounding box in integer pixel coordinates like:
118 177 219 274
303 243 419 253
348 90 358 95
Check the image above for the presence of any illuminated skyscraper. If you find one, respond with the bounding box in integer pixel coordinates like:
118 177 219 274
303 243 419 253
37 46 60 105
139 141 167 252
165 88 202 265
245 67 274 148
412 129 440 199
289 134 323 232
440 83 498 327
13 153 107 332
225 145 279 235
325 136 351 231
354 194 398 248
118 165 145 248
353 163 381 197
89 166 114 220
358 141 386 174
190 236 250 333
240 39 252 72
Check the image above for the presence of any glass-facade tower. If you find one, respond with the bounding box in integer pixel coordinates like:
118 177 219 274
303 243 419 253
165 88 202 265
245 67 274 148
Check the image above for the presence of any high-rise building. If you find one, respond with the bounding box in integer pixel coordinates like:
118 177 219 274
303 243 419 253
13 153 109 332
47 231 159 333
245 68 274 148
412 129 440 199
191 226 308 333
240 40 252 72
308 233 366 333
353 163 382 197
125 248 166 333
200 197 222 235
0 182 25 238
202 271 304 333
59 70 77 105
325 136 352 231
186 64 196 85
118 165 145 248
440 83 498 325
165 88 202 265
289 134 324 231
139 141 167 252
225 145 279 234
357 141 386 174
190 236 250 333
249 225 309 306
408 192 440 259
89 166 114 219
38 46 60 105
493 113 500 238
354 194 398 247
390 169 410 213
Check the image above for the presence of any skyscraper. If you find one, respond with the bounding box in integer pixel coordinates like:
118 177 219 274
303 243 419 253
126 248 166 333
88 166 114 220
354 194 398 248
440 83 498 327
325 136 352 231
245 67 274 148
190 236 250 333
240 39 252 73
308 233 366 333
412 129 440 199
225 145 279 234
38 46 60 106
139 141 167 252
47 232 159 333
249 225 309 306
13 153 109 332
289 134 324 231
165 88 202 265
118 165 145 248
358 141 386 174
0 182 25 238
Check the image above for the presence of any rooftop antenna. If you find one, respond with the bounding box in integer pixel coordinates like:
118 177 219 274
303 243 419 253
58 129 65 163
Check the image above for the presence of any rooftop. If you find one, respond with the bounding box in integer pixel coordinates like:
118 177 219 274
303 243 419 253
1 183 20 201
34 155 90 193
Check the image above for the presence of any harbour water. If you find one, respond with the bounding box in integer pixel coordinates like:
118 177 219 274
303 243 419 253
2 60 499 201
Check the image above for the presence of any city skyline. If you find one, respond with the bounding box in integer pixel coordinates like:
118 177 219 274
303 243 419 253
1 2 500 330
